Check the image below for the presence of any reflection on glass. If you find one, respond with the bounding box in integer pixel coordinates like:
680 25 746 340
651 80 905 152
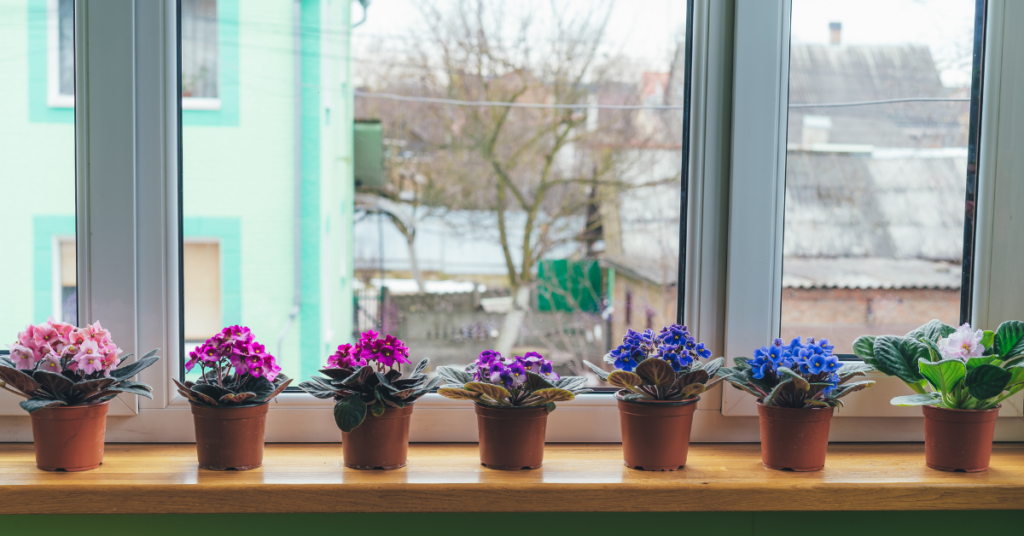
181 0 687 385
0 0 77 338
781 0 977 353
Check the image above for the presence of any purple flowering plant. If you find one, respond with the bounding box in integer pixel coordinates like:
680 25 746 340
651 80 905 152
585 325 725 402
853 319 1024 409
718 336 874 409
174 326 292 407
436 351 591 411
298 331 439 432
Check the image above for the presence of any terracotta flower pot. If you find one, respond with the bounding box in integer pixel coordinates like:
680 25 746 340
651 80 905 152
475 404 548 470
922 404 1000 472
617 393 699 471
342 404 414 469
757 402 834 471
191 402 268 470
30 401 110 471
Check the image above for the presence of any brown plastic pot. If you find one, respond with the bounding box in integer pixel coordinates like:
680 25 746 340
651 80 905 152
191 402 268 470
757 402 834 471
617 392 699 471
475 404 548 470
30 401 110 471
923 404 1000 472
342 404 414 469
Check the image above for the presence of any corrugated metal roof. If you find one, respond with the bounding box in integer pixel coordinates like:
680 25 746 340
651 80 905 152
782 257 960 290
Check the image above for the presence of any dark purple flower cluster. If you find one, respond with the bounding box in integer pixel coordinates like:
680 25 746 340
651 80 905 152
471 350 559 389
607 324 711 372
749 337 841 393
186 325 281 381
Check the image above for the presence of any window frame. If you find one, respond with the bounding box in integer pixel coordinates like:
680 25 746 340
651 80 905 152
3 0 1022 443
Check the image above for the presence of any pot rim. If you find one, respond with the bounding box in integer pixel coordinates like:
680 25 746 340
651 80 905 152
33 399 111 410
614 390 700 406
922 403 1001 414
756 400 834 412
188 400 270 409
472 402 549 410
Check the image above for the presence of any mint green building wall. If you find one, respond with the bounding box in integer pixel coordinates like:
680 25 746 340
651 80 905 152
0 0 354 378
5 512 1023 535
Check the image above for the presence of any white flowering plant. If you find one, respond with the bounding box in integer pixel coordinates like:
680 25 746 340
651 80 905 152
853 320 1024 409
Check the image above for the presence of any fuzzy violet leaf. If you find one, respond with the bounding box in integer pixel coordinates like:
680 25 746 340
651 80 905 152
1 319 160 413
436 350 590 410
180 325 287 408
298 332 434 432
719 335 874 409
590 325 721 402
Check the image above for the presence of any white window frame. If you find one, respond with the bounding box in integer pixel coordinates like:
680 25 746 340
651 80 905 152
44 0 221 111
3 0 1023 443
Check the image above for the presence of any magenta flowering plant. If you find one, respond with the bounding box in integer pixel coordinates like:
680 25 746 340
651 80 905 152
0 318 159 414
298 331 439 432
174 326 291 407
436 351 591 412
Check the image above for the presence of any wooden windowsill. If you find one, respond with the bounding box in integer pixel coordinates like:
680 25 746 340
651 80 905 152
0 443 1022 514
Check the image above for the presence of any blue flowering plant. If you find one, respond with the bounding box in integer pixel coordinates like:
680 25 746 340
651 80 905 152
584 325 725 402
853 319 1024 410
717 337 875 408
436 351 591 412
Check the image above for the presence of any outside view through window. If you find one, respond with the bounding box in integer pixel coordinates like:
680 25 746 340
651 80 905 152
781 0 978 354
181 0 688 384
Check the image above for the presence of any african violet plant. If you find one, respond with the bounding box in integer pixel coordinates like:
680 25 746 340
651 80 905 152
299 331 439 432
174 326 291 407
718 337 875 408
853 319 1024 410
437 351 591 411
1 318 160 413
584 325 725 401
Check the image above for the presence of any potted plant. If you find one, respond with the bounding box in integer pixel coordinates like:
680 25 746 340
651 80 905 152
1 318 160 471
298 331 439 469
437 351 590 470
174 326 291 470
583 325 724 471
853 320 1024 472
718 337 874 471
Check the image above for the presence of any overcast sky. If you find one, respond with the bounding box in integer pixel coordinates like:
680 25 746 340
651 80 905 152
352 0 977 88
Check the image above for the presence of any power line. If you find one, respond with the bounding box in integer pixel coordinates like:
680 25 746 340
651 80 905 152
355 91 685 110
789 97 969 109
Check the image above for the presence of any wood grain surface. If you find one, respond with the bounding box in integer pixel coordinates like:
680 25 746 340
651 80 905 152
0 443 1022 514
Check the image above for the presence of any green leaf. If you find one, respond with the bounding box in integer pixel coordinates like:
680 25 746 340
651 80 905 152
33 369 74 399
674 369 710 389
219 392 256 404
370 400 386 417
762 377 793 406
107 383 155 399
872 336 928 384
966 356 1000 370
918 358 967 394
261 377 292 402
891 393 942 406
342 366 374 387
776 367 810 391
109 355 160 381
837 362 873 377
436 366 473 387
545 402 556 413
185 387 218 406
832 380 875 400
298 380 339 399
524 371 556 392
334 396 367 432
920 338 943 362
607 370 644 391
964 364 1012 401
412 358 429 376
437 388 482 401
553 376 588 392
679 383 705 399
635 358 675 387
0 365 41 397
1007 366 1024 388
699 357 725 378
852 336 876 360
464 382 512 405
71 377 116 396
192 383 231 400
994 321 1024 359
905 320 957 343
583 360 609 381
522 388 576 406
19 397 66 414
981 330 996 351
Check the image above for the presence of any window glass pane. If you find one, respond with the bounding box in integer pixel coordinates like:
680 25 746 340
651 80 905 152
781 0 978 353
0 0 78 338
182 0 688 385
181 0 218 99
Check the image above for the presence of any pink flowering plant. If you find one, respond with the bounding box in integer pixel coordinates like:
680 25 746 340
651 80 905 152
174 326 291 407
853 319 1024 409
298 331 439 432
436 351 591 411
0 318 159 414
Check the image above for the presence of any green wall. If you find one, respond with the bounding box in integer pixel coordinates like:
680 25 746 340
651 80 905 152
5 512 1022 535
